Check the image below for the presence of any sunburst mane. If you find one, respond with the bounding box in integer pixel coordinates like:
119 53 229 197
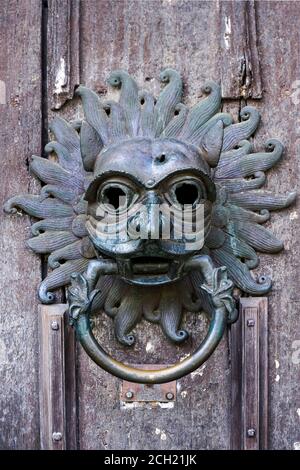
4 69 295 344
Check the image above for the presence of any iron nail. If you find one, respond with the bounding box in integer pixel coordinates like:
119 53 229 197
247 319 255 327
125 390 134 399
52 432 62 441
247 428 256 437
166 392 174 400
51 321 59 331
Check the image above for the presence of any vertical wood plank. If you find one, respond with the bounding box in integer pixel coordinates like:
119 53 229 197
231 297 268 450
259 299 268 450
251 0 300 449
229 298 242 450
47 0 80 110
39 304 77 450
64 310 78 450
76 0 232 450
0 0 42 449
219 0 262 99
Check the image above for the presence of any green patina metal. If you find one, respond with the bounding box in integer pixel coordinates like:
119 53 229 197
4 69 295 383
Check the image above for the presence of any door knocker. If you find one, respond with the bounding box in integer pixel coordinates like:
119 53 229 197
4 69 295 383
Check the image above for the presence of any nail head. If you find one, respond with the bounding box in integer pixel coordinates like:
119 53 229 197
166 392 174 400
247 428 256 438
51 321 59 331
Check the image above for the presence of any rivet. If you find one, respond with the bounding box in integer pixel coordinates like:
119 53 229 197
51 321 59 331
146 179 155 187
125 390 134 399
247 319 255 327
166 392 174 400
247 428 256 438
258 274 267 284
52 432 62 441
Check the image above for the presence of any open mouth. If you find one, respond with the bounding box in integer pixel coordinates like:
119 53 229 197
118 255 184 286
131 256 170 274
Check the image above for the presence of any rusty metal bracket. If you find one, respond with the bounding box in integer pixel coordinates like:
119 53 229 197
39 304 77 450
231 297 268 450
120 365 176 404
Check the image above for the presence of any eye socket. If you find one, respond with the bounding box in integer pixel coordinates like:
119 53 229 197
175 183 199 206
166 179 206 208
102 186 126 209
97 183 134 212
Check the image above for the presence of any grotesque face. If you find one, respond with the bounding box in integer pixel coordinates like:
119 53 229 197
5 67 293 353
85 138 216 286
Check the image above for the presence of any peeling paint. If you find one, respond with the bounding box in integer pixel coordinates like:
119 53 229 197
191 364 206 379
155 428 167 440
296 408 300 418
275 359 280 369
120 401 174 410
0 339 7 365
146 341 154 353
181 391 188 398
293 442 300 450
158 402 174 409
224 16 231 50
0 80 6 105
290 211 298 220
120 402 138 410
275 374 280 382
54 57 67 95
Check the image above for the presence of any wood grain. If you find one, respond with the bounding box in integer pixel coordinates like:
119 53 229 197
47 0 80 110
251 0 300 450
74 0 300 450
1 0 300 451
0 0 42 449
76 0 231 450
219 0 262 99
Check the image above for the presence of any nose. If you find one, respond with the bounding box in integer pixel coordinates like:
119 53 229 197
127 191 167 241
129 191 161 240
146 191 161 240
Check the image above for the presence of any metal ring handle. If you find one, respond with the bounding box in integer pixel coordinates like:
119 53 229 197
74 305 227 384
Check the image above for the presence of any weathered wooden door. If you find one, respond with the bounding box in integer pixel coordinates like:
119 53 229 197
1 0 300 450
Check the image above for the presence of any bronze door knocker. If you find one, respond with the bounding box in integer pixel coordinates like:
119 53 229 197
4 69 295 383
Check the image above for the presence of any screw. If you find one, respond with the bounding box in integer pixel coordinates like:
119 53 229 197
125 390 134 399
51 321 59 331
247 428 256 437
166 392 174 400
247 319 255 327
52 432 62 441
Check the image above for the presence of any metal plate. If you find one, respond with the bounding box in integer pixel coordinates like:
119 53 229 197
120 365 176 403
231 297 268 450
